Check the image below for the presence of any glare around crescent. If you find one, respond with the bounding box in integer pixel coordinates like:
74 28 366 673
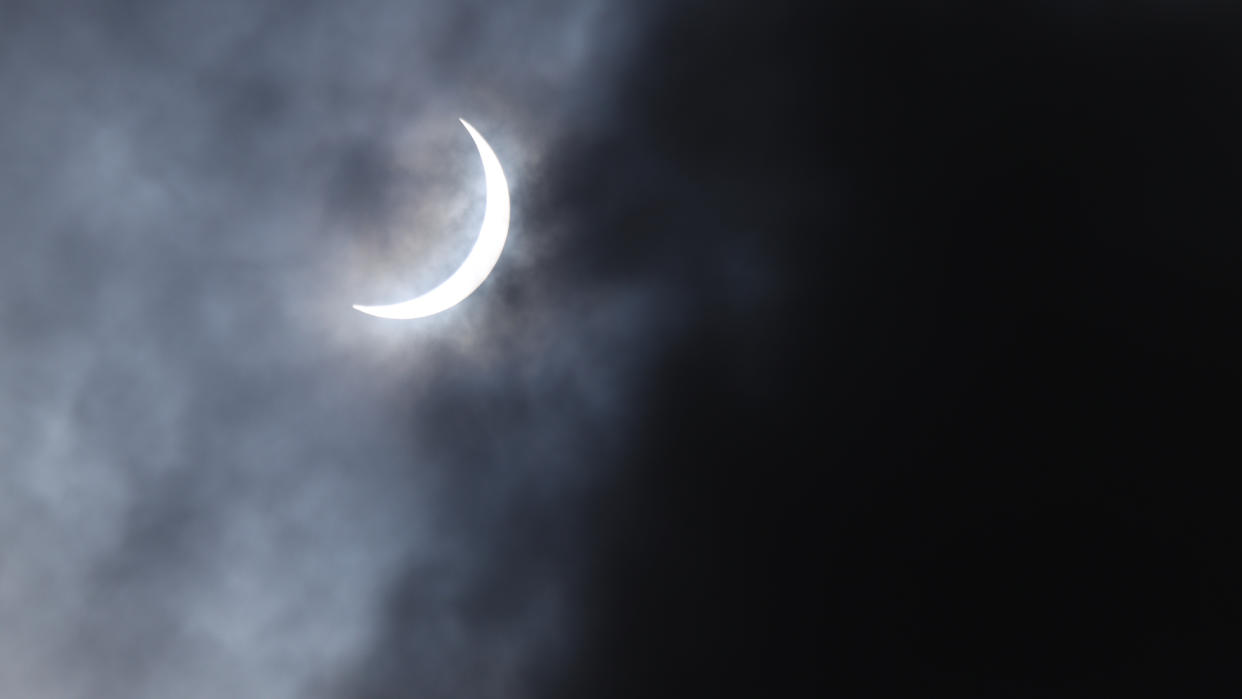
352 119 510 319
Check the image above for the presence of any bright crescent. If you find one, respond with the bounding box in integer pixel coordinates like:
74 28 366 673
352 119 510 319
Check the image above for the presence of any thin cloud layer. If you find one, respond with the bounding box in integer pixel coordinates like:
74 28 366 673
0 2 681 697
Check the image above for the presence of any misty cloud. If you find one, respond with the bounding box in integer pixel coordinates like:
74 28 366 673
0 1 684 697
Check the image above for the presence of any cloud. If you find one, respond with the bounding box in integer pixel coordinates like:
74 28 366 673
0 1 678 697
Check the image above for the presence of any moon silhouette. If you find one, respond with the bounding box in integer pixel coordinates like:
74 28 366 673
352 119 510 319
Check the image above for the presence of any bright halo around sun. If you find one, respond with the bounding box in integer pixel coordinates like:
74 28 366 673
352 119 510 320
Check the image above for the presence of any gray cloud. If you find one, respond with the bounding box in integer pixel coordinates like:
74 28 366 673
0 2 677 697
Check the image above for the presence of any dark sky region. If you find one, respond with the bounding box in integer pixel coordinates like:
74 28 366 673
2 1 1241 697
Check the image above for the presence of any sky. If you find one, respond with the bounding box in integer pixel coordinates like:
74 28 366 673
2 1 1242 697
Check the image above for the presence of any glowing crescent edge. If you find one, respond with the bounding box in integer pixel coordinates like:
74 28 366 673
352 119 510 319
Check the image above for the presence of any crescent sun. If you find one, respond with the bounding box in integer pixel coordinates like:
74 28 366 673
352 119 511 319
